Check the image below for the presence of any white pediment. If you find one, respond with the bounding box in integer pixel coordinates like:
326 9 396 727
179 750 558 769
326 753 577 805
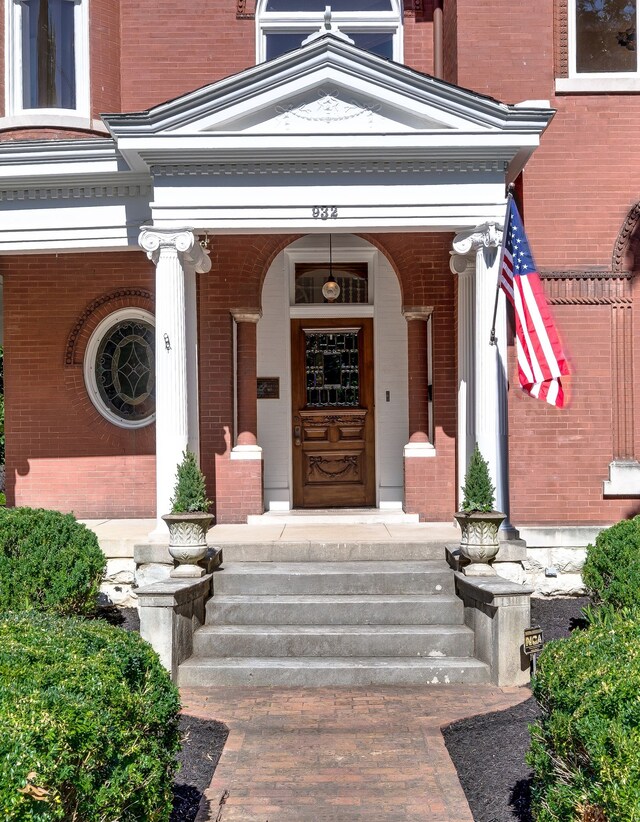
104 35 554 143
199 84 455 135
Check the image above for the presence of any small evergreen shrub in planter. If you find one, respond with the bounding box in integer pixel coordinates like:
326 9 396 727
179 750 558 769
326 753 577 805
163 450 213 577
0 507 105 615
528 608 640 821
454 444 505 574
0 612 181 821
582 515 640 610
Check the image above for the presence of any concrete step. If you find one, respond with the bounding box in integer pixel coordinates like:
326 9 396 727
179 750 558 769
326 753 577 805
206 594 464 625
215 542 447 563
192 623 475 658
178 656 490 687
212 561 454 596
247 509 420 525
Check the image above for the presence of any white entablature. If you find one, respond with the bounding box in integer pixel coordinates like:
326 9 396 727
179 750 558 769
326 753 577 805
0 34 555 249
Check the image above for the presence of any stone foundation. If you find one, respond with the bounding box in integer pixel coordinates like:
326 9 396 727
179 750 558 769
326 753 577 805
518 526 605 597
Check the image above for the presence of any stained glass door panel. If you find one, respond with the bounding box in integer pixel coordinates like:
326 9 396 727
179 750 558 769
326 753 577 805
291 318 375 508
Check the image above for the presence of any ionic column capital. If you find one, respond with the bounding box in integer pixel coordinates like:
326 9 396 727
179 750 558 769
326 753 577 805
138 227 212 274
450 222 503 274
402 305 433 322
231 308 262 324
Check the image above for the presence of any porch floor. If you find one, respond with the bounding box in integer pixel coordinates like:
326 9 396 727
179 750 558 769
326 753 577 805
82 517 460 556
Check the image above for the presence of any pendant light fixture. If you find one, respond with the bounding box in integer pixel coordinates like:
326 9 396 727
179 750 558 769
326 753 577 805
321 234 341 303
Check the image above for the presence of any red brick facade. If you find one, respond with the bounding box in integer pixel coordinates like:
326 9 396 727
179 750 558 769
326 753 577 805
0 252 156 517
1 2 640 527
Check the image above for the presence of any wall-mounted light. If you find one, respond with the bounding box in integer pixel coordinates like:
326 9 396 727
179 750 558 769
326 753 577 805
322 234 341 303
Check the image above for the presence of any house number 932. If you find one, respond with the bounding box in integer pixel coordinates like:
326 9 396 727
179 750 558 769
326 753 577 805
312 206 338 220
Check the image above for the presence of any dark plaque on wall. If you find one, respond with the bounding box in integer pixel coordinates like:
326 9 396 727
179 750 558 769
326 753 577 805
257 378 280 399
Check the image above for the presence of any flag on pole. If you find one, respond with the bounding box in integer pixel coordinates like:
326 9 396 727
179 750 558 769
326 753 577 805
499 197 569 407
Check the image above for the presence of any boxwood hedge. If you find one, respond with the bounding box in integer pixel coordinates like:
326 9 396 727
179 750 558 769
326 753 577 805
0 507 105 615
582 515 640 610
528 609 640 822
0 612 181 821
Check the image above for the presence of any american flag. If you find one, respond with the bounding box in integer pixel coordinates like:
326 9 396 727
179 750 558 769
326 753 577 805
499 197 569 407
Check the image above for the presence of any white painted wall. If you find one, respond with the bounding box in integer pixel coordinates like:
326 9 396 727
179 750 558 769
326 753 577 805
258 250 291 508
374 250 408 506
257 234 407 510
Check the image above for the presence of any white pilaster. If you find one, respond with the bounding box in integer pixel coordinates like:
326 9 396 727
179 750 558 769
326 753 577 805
139 227 211 531
451 223 510 521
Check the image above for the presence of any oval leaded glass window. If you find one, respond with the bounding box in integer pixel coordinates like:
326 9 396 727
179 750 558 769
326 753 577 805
84 309 156 428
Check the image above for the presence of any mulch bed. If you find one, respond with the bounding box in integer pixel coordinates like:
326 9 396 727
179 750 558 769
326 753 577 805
171 716 229 822
443 596 590 822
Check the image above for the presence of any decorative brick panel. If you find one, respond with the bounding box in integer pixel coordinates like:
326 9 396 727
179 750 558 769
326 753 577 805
554 0 569 78
613 202 640 274
541 270 632 305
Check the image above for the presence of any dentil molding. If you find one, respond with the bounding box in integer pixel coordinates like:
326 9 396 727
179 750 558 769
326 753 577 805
150 160 506 177
0 183 151 202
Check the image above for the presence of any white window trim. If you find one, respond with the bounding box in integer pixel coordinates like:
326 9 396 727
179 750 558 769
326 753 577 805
255 0 403 64
561 0 640 92
5 0 90 119
84 308 156 430
285 246 377 315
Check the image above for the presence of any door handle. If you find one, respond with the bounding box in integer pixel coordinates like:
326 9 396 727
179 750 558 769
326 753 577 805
293 425 302 446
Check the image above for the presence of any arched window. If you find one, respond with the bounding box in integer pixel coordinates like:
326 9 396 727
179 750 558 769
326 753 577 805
256 0 403 63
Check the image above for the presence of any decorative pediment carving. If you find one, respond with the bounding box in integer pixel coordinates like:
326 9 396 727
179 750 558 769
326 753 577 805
275 90 381 127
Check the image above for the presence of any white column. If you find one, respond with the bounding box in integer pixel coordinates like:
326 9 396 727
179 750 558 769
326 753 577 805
184 261 200 458
139 227 211 531
449 252 475 509
451 223 511 524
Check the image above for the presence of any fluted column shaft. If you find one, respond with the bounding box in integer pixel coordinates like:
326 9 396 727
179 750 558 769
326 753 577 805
139 227 211 526
451 222 510 521
451 255 475 509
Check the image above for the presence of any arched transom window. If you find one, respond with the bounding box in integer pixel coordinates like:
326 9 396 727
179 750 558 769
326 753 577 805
256 0 403 63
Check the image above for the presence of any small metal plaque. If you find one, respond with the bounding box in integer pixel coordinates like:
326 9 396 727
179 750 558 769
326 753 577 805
524 627 544 655
257 377 280 400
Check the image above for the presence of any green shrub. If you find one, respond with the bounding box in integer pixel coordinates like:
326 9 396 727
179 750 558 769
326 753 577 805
170 449 211 513
582 516 640 610
0 507 105 615
0 612 180 821
528 609 640 821
460 443 495 512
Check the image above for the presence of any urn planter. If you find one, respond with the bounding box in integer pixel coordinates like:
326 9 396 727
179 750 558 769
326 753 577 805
454 510 506 575
162 512 214 578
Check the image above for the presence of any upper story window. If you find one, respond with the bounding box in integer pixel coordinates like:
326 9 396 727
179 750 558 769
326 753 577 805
5 0 89 117
256 0 403 63
572 0 637 76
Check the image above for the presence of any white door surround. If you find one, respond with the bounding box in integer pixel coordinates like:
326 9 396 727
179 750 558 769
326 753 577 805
258 234 408 512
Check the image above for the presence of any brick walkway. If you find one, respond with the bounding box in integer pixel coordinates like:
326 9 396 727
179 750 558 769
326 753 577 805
182 685 530 822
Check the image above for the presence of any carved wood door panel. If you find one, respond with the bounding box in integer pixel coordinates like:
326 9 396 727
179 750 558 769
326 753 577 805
291 318 375 508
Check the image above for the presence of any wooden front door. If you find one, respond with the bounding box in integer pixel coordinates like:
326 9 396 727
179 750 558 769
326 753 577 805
291 318 375 508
